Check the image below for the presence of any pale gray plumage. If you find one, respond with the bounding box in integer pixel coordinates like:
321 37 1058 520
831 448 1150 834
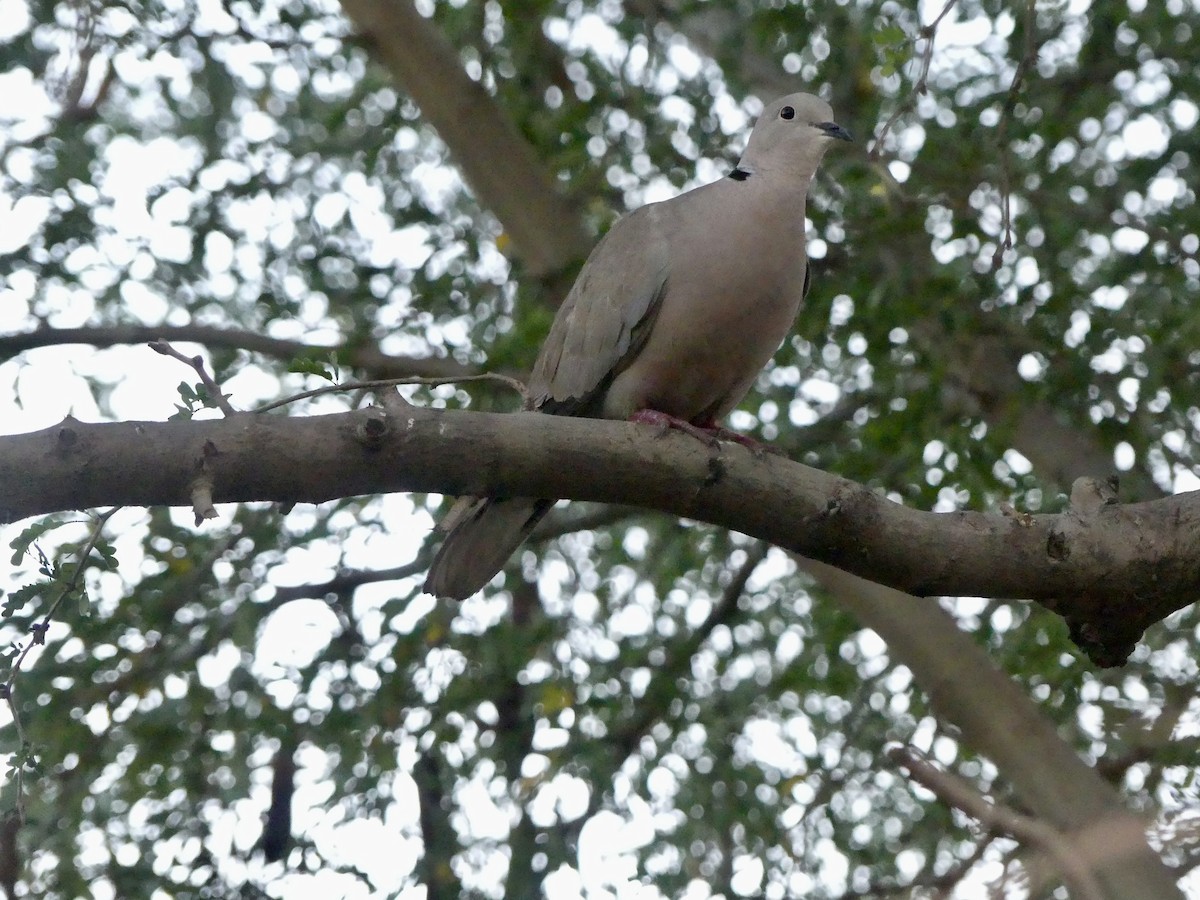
425 93 851 600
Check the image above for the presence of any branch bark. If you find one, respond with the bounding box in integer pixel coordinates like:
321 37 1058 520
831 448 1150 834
2 405 1196 663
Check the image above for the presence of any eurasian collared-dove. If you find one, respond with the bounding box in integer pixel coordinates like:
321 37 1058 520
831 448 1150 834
425 92 851 599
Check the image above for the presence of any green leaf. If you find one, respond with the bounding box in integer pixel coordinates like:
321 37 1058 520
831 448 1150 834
88 540 119 572
288 355 338 382
8 516 68 566
1 582 45 618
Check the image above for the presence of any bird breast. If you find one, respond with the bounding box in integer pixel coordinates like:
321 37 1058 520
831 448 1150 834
602 188 809 423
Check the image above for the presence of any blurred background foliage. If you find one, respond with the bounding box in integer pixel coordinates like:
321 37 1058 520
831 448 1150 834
2 0 1200 896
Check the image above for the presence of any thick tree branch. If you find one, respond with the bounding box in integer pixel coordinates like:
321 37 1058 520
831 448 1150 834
0 323 1162 501
811 562 1182 898
413 752 462 899
337 0 591 279
2 405 1197 662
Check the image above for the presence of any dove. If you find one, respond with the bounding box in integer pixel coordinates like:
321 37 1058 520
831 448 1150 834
425 92 851 599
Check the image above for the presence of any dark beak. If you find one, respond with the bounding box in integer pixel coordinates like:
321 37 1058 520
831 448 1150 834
817 121 853 142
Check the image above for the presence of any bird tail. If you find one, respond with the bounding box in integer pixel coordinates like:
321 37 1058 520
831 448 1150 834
424 497 553 600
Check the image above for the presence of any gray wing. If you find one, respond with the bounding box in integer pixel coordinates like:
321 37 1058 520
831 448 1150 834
527 203 670 415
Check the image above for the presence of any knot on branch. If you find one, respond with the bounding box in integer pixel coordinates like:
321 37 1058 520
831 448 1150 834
1069 475 1120 515
56 418 80 453
355 408 391 451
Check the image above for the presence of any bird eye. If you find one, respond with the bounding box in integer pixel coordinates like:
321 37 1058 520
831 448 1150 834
780 106 795 120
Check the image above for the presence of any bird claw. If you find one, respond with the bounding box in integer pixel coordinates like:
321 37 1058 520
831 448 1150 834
629 409 720 447
703 425 778 456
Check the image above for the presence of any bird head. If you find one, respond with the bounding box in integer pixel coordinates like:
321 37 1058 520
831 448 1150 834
739 92 852 176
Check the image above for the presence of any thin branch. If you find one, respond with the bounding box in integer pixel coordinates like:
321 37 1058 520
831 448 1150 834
916 0 960 84
252 372 527 414
804 561 1181 897
607 541 768 762
565 540 771 838
839 834 998 900
890 747 1107 900
148 338 524 418
269 554 433 604
3 506 120 818
1096 702 1195 782
0 324 479 381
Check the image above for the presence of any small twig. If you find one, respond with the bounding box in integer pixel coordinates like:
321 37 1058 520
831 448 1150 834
889 746 1106 900
268 555 434 605
869 0 961 160
990 0 1038 270
4 507 121 819
149 339 238 415
252 373 528 414
839 834 997 900
914 0 960 90
716 540 771 610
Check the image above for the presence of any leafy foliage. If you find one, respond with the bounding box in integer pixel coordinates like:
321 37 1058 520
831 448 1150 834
2 0 1200 897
